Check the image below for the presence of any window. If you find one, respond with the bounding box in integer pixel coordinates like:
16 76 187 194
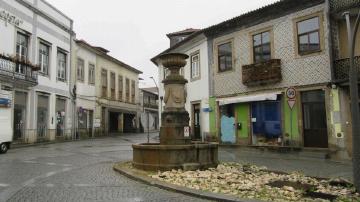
131 80 135 104
16 32 29 74
253 31 271 63
110 72 115 100
218 42 232 72
88 64 95 85
191 53 200 79
77 58 84 82
118 75 123 101
39 42 50 75
101 69 107 98
297 17 320 54
164 68 170 79
126 78 130 103
57 51 67 81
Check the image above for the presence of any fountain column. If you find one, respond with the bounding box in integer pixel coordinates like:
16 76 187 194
159 53 190 145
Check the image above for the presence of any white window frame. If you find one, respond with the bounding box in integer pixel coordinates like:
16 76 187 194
77 58 85 82
88 63 95 85
57 50 67 82
38 41 50 76
191 52 200 80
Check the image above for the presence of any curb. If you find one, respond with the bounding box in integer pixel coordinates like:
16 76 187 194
113 162 261 202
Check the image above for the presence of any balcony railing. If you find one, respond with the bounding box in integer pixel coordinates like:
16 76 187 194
0 54 38 86
329 0 360 13
333 56 360 82
242 59 282 86
144 102 158 109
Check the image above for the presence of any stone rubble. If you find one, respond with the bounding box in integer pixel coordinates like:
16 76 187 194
150 162 360 202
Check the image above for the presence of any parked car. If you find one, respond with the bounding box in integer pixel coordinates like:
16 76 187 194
0 90 13 154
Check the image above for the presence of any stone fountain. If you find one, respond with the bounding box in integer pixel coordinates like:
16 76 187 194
132 53 218 171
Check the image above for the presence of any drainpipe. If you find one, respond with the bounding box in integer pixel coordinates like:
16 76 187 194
69 21 77 140
325 0 335 82
343 9 360 192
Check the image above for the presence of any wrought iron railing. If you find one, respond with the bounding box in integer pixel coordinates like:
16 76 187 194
144 102 158 109
242 59 282 86
333 56 360 81
329 0 360 13
0 54 38 85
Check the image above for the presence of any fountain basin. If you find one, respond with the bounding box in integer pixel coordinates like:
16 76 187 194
132 142 218 171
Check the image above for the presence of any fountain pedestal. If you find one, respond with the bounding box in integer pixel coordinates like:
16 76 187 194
132 53 218 171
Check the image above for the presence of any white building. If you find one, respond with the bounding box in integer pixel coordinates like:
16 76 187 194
0 0 74 143
152 29 211 141
73 40 97 138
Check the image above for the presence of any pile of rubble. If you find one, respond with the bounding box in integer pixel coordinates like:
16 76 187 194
150 163 359 202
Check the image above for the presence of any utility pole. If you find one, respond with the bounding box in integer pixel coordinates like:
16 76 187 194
343 9 360 192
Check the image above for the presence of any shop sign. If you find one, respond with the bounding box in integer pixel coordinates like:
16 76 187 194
184 126 190 137
94 119 101 128
0 10 23 27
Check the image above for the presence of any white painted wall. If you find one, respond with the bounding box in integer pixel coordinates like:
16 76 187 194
156 34 210 139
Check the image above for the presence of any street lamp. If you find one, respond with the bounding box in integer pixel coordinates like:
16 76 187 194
343 9 360 192
150 76 161 127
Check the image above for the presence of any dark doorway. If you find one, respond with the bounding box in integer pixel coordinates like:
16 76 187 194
192 104 201 140
14 92 27 140
302 90 328 148
109 112 120 133
123 113 136 133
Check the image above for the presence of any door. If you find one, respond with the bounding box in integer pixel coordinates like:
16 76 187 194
302 90 328 148
220 104 236 143
14 108 24 140
14 91 27 140
193 104 201 140
251 101 281 145
37 95 49 138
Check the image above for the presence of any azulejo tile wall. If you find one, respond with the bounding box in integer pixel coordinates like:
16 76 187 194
213 4 331 97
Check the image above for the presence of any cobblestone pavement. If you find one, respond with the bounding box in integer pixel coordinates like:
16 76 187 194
0 133 353 202
0 133 210 202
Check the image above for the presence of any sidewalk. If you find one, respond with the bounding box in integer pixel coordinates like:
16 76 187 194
219 147 353 181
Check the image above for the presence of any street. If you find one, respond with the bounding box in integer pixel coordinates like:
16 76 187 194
0 133 353 202
0 133 209 202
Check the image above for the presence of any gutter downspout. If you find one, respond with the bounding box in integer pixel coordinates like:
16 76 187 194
69 21 77 140
325 0 335 82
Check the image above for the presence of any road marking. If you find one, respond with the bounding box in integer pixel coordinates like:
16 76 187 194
46 184 54 187
74 184 91 187
0 183 10 187
45 172 56 177
23 161 37 164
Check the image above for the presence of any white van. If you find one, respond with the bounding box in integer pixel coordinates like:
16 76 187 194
0 90 13 154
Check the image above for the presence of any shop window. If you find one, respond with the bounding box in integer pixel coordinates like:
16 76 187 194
56 98 66 137
37 94 49 137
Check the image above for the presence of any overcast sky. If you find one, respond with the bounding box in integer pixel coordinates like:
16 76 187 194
46 0 278 88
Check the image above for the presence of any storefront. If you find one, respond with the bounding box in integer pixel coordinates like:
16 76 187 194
215 89 330 148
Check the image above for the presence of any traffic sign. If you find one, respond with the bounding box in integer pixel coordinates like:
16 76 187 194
287 100 296 109
286 87 296 99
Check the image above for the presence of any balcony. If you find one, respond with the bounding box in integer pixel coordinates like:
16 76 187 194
0 54 38 87
333 56 360 82
144 102 158 109
242 59 282 86
329 0 360 13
